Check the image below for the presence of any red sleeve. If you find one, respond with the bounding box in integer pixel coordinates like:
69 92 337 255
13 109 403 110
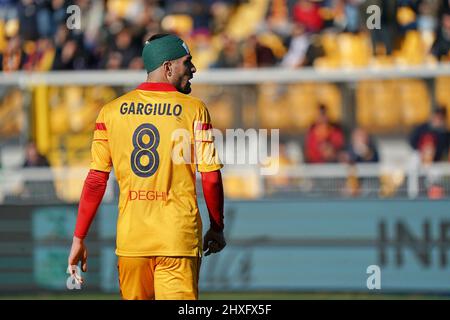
201 170 224 232
74 169 109 239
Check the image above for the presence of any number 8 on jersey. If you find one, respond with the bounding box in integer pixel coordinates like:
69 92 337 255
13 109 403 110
131 123 160 178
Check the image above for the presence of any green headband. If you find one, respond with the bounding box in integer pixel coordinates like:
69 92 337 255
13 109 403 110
142 35 191 73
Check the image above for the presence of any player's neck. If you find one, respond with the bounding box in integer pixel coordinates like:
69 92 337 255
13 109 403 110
146 73 170 84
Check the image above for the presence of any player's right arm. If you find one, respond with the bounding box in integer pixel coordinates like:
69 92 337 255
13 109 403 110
68 108 112 279
68 169 109 272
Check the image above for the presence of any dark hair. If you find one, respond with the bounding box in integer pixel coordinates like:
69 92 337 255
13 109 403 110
146 33 171 43
434 106 448 117
318 104 327 115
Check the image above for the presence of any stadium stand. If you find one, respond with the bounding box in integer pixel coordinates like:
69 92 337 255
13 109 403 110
0 0 450 200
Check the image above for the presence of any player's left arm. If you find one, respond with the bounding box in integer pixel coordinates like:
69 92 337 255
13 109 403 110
201 169 226 256
194 102 226 256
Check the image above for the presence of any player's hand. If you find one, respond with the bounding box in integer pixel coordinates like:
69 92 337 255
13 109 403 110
68 236 87 283
203 228 226 256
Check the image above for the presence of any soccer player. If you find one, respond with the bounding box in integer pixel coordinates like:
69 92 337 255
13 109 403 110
67 34 226 300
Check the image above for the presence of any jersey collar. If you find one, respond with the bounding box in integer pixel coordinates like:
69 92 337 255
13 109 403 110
136 82 177 92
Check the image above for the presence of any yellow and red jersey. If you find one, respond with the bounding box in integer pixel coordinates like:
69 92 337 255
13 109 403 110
91 82 222 257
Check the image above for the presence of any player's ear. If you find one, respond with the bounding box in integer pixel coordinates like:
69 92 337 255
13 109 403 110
163 61 172 77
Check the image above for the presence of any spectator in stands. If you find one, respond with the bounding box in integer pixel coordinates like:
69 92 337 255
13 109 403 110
104 51 123 70
1 35 25 72
409 106 449 163
23 37 55 71
431 11 450 61
302 34 325 66
319 0 339 30
365 0 396 55
417 0 439 34
21 141 57 202
190 0 211 32
209 1 232 35
0 0 18 22
213 34 243 68
292 0 324 33
305 104 345 163
396 0 419 34
18 0 39 41
110 27 140 68
242 34 277 68
281 23 310 68
266 0 291 38
23 141 50 168
346 127 379 163
52 39 80 70
444 0 450 16
343 0 363 33
0 0 446 71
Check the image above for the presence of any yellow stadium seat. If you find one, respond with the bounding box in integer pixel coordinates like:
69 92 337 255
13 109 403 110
286 83 342 131
320 32 339 58
397 80 430 127
225 0 270 41
65 134 92 151
5 18 19 38
314 57 341 69
84 86 117 105
191 42 219 71
0 20 6 52
47 149 63 167
257 32 287 59
337 33 371 68
435 77 450 126
371 55 395 68
207 99 234 131
315 83 342 122
314 33 340 69
43 85 118 167
258 83 292 131
356 80 401 132
106 0 134 19
190 85 234 130
63 86 84 109
223 172 261 199
242 104 258 128
286 83 318 130
0 89 25 138
161 14 193 35
53 167 87 202
396 30 426 65
50 105 70 135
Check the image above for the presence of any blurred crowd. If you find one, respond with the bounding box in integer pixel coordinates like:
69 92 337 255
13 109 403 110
1 0 450 202
0 0 238 71
298 104 449 165
264 103 449 198
1 0 450 72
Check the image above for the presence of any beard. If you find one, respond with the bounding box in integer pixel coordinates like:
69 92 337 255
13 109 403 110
178 79 192 94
